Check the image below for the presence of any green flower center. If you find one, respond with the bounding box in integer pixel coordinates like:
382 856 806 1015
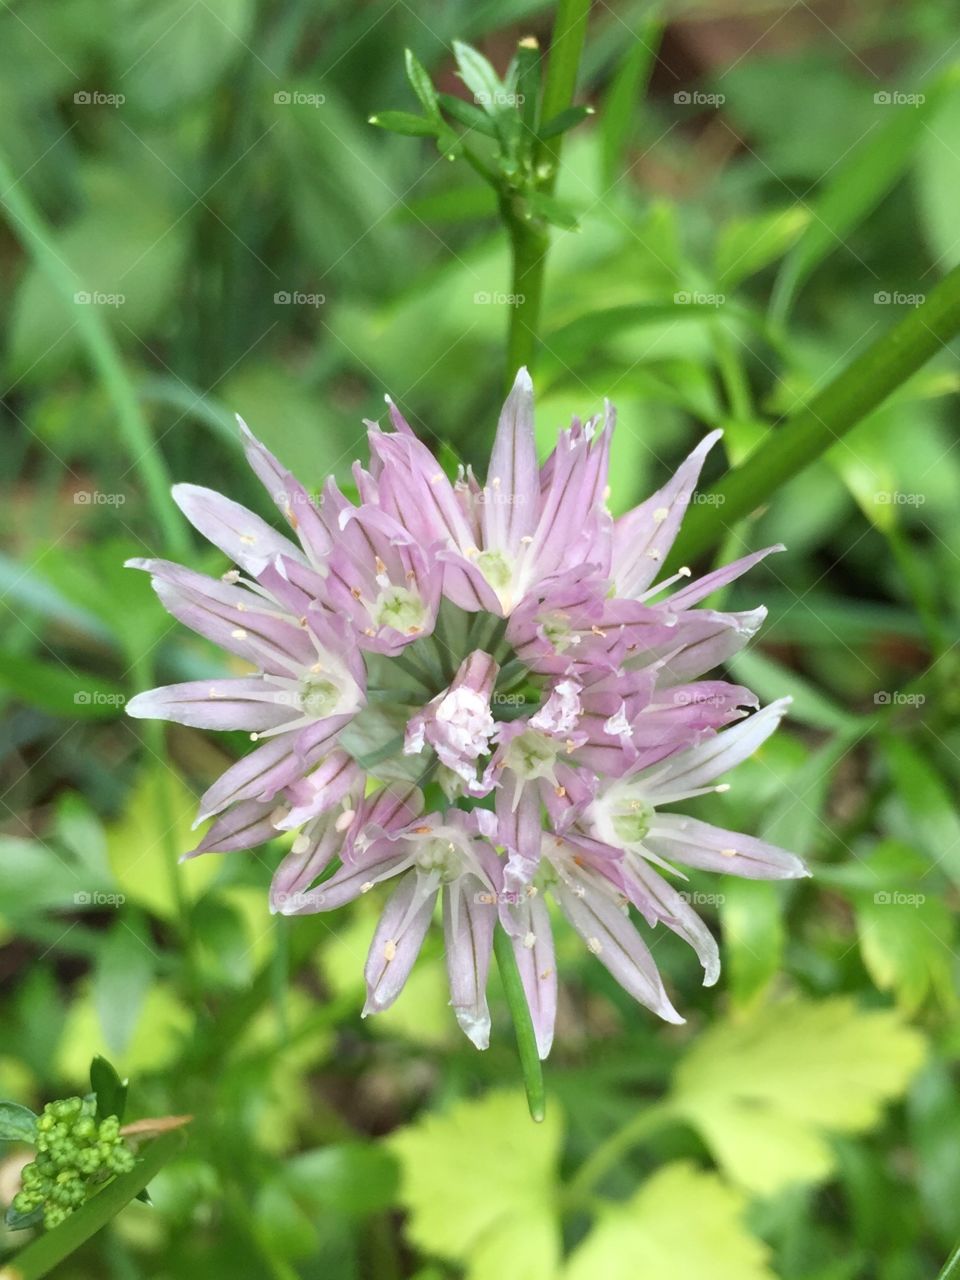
375 586 427 635
300 677 341 718
612 800 653 845
476 549 513 593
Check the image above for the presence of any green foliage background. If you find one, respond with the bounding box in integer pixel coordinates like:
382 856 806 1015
2 1 960 1277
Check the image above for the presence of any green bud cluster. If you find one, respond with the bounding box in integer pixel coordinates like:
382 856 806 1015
11 1097 136 1230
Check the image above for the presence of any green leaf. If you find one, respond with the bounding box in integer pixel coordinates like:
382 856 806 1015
369 110 439 137
672 997 927 1194
771 68 960 323
105 769 220 920
437 92 498 137
525 190 580 231
387 1090 562 1280
452 41 507 116
719 880 785 1011
112 0 254 112
0 650 127 720
727 649 860 732
715 205 811 290
90 1055 128 1124
566 1161 776 1280
537 104 592 140
600 22 661 187
404 48 440 120
852 841 956 1013
279 1143 399 1217
0 1099 38 1143
881 737 960 891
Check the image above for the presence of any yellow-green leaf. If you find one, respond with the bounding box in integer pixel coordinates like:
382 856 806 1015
388 1090 563 1280
672 996 926 1194
566 1161 776 1280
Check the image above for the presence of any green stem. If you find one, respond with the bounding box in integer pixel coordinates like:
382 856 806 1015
667 260 960 569
937 1242 960 1280
493 926 545 1122
0 152 188 559
562 1102 676 1207
6 1134 182 1280
503 201 549 391
535 0 592 184
502 0 590 390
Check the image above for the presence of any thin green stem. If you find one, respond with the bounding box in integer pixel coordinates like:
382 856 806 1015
6 1134 183 1280
535 0 592 184
937 1241 960 1280
562 1102 677 1208
493 926 545 1122
502 0 590 390
667 260 960 569
0 151 188 559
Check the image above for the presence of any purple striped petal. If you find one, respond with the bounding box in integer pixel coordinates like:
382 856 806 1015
644 814 809 880
172 484 305 575
363 871 438 1015
126 678 299 731
443 877 496 1048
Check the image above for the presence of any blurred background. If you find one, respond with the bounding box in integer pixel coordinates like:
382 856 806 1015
2 1 960 1277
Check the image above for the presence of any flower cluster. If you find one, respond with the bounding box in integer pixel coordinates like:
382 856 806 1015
128 370 808 1056
13 1098 135 1229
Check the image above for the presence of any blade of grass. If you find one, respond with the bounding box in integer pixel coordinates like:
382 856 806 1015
0 150 188 559
667 258 960 568
493 926 545 1122
2 1134 182 1280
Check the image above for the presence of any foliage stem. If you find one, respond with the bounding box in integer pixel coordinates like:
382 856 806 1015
4 1135 182 1280
493 926 545 1122
0 151 188 559
667 259 960 568
502 0 590 390
562 1102 676 1207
